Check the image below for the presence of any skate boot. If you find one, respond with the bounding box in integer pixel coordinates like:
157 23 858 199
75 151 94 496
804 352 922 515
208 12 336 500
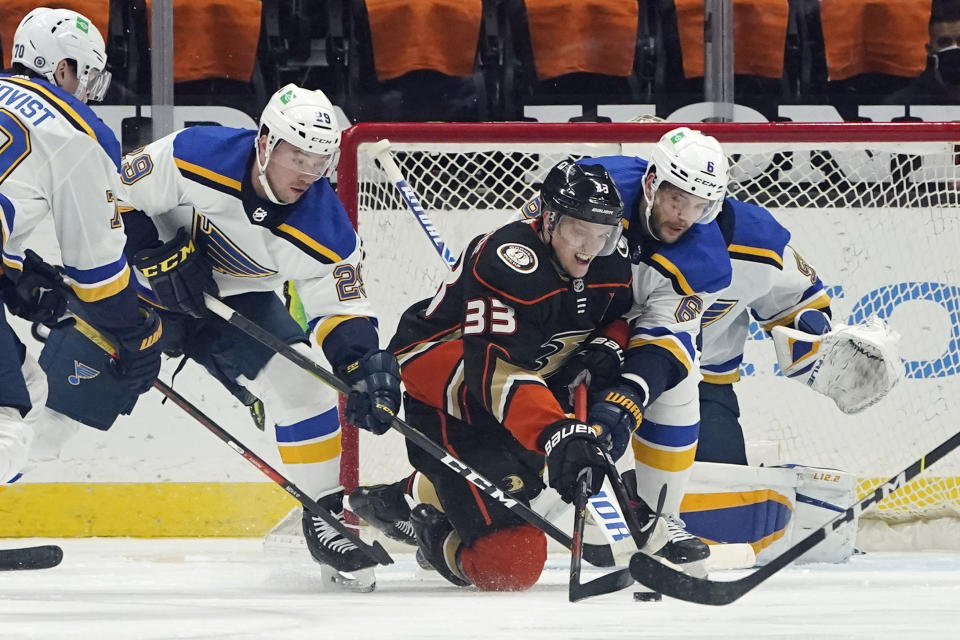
409 504 470 587
302 491 378 574
657 514 710 564
348 482 416 546
620 470 669 554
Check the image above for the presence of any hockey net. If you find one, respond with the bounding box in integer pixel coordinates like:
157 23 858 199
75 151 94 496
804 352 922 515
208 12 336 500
329 121 960 546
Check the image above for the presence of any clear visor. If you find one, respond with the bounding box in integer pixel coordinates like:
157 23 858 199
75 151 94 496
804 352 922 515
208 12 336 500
80 66 111 102
656 181 720 223
268 140 338 178
550 213 623 257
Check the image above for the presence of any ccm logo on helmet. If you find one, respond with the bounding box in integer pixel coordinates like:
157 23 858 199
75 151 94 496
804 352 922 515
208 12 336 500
694 176 722 189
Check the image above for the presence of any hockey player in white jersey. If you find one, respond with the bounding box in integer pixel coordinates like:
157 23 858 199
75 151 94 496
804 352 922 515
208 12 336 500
696 198 901 464
352 128 733 571
0 7 162 483
52 83 400 585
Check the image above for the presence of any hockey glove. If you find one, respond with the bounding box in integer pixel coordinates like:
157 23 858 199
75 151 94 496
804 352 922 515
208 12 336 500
114 309 164 395
587 383 646 461
540 419 609 503
339 349 401 435
549 335 624 412
0 250 69 326
134 228 218 318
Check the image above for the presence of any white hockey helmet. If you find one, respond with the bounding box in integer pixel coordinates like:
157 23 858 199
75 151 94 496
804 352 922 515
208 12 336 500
641 127 728 232
11 7 111 102
255 83 341 203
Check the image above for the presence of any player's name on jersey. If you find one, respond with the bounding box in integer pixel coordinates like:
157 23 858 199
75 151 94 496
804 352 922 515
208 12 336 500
0 83 57 125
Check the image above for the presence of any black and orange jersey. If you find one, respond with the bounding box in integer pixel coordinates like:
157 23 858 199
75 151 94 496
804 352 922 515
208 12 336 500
388 219 633 452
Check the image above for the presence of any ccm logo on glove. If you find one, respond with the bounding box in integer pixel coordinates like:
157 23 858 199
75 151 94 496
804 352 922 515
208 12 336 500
139 239 198 277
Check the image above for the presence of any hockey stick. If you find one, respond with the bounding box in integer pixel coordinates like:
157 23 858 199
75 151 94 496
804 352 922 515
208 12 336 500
364 139 458 269
66 315 393 568
568 386 634 602
628 427 960 605
0 545 63 571
203 294 617 568
148 377 393 566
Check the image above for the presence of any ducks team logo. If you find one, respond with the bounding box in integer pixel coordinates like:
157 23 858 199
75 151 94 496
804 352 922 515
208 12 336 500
497 243 538 273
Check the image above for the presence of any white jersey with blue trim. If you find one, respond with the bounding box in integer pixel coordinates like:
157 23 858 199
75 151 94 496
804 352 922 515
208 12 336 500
118 126 377 344
700 199 831 384
0 74 134 309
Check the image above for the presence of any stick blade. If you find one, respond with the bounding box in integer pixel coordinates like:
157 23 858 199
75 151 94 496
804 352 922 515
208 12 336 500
628 551 746 606
570 568 635 603
0 545 63 571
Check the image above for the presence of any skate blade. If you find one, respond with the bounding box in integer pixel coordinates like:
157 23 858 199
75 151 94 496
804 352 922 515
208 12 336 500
319 565 376 593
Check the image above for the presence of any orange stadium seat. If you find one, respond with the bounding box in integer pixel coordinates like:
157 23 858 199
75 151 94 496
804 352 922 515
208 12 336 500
365 0 483 81
497 0 652 120
820 0 930 81
342 0 499 121
524 0 639 80
144 0 262 84
674 0 789 80
1 0 110 68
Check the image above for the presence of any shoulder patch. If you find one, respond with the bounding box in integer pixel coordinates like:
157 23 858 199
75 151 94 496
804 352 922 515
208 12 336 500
497 243 538 273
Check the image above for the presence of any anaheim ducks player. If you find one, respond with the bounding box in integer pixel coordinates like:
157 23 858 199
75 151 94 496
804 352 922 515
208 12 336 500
380 161 634 591
352 129 734 576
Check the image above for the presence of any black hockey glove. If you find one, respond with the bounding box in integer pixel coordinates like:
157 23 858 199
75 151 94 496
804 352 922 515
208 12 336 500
114 309 164 395
539 419 609 503
134 228 218 318
587 383 646 461
0 250 69 326
549 335 624 412
339 349 401 435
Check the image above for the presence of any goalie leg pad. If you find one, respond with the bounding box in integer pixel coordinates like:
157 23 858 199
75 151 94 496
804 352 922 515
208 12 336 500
460 525 546 592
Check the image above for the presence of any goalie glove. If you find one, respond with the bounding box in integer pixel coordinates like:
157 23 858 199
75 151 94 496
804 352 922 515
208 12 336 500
772 315 903 414
134 228 218 318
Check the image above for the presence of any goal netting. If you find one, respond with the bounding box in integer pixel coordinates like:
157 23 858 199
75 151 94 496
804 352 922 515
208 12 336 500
330 121 960 547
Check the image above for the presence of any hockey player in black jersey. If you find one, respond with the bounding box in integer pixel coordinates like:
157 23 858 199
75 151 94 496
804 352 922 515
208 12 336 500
354 160 638 590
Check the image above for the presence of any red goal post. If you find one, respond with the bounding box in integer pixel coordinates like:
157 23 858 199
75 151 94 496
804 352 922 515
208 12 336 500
335 121 960 528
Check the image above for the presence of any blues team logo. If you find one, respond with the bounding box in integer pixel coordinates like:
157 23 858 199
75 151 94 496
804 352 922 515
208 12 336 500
68 361 100 386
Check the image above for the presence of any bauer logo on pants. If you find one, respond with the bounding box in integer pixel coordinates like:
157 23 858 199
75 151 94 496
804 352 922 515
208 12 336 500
497 243 538 273
68 361 100 386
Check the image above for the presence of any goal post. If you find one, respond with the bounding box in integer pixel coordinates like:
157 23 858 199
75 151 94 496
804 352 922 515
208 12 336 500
334 121 960 539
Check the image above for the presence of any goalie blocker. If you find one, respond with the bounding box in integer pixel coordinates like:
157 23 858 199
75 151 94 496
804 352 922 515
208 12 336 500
772 313 903 414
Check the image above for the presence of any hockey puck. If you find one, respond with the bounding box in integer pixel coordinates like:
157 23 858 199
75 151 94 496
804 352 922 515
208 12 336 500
633 591 662 602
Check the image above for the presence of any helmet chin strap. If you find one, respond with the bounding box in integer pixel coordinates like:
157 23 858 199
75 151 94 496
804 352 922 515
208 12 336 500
639 187 664 242
255 140 290 206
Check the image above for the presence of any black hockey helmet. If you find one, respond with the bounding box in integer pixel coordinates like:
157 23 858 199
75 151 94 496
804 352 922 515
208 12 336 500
540 160 625 227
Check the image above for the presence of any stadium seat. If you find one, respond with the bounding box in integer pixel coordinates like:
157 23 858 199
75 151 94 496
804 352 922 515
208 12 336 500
497 0 654 120
660 0 797 118
258 0 349 108
797 0 929 115
340 0 499 122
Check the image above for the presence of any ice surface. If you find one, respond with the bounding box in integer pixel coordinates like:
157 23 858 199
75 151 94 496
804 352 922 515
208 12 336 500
0 539 957 640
